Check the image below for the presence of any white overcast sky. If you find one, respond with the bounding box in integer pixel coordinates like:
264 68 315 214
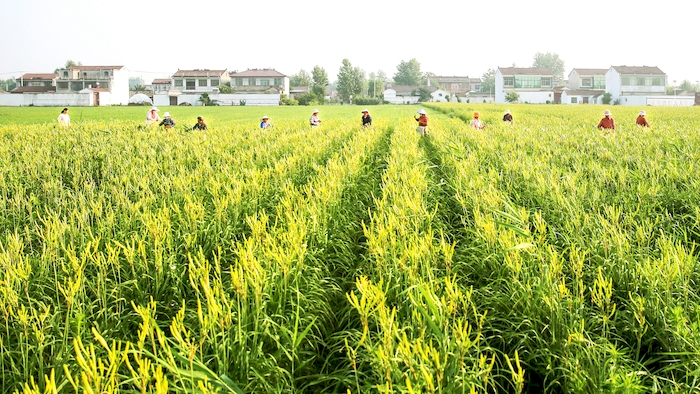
1 0 698 85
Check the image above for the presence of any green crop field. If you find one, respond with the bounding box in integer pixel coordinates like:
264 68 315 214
1 103 699 393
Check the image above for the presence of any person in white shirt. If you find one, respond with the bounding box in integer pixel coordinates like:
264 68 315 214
471 111 485 129
146 106 161 125
309 109 322 126
57 108 70 127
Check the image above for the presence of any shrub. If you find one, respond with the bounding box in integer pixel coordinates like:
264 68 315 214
296 93 318 106
602 92 613 105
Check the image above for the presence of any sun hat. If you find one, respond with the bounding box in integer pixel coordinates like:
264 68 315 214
197 116 203 120
604 109 611 116
474 111 480 117
151 106 159 111
313 109 319 113
262 115 269 119
417 109 426 114
362 108 369 113
505 109 511 114
163 112 170 117
639 110 646 116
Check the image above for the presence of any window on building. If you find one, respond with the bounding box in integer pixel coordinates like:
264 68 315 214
541 78 552 87
652 77 663 86
260 79 270 86
621 77 630 85
175 79 183 87
63 71 68 78
71 82 82 91
211 78 219 86
186 79 195 89
504 77 514 87
581 78 592 87
248 78 256 86
57 82 68 90
571 97 578 104
235 78 243 86
274 78 282 86
644 78 652 86
593 77 605 89
630 78 637 86
514 76 542 88
104 71 109 77
199 79 208 87
83 72 87 79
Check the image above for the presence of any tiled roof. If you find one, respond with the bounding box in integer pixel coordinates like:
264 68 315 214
19 73 57 80
498 67 552 76
469 78 482 83
68 66 125 70
571 68 607 76
611 66 665 75
10 86 56 93
173 69 227 77
152 79 171 84
230 69 286 77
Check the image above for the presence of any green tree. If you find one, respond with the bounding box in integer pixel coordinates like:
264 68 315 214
218 84 233 93
132 84 147 92
311 66 329 89
532 52 565 82
418 87 432 102
199 92 217 106
393 59 422 86
480 69 496 94
679 79 696 92
55 59 82 73
368 78 384 98
337 59 365 103
377 70 388 82
602 92 613 105
290 69 312 87
0 78 17 91
422 71 437 86
505 91 520 103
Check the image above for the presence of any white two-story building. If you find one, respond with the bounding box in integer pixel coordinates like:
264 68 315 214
55 65 129 104
495 67 554 104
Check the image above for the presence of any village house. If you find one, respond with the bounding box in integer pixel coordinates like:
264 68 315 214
469 77 482 93
12 73 57 93
431 76 471 96
382 85 450 104
495 67 554 104
229 69 289 96
55 65 129 105
171 69 230 94
151 79 172 93
606 65 666 103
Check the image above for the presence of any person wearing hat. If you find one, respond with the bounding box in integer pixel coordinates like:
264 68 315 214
193 116 208 130
503 109 513 124
597 109 615 130
636 110 650 127
146 106 161 125
414 109 429 136
260 115 273 129
361 109 372 127
159 112 175 129
471 112 485 129
310 109 322 127
57 108 70 127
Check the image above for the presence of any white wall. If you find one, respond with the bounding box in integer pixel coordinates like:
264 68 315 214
0 94 29 106
646 96 694 106
177 93 280 106
112 68 130 105
515 91 552 104
605 68 621 100
495 69 505 103
0 93 92 106
568 70 581 89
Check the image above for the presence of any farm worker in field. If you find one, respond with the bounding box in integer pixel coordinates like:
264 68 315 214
503 109 513 124
471 112 485 129
310 109 322 126
57 108 70 127
193 116 208 130
636 110 650 127
415 109 429 136
597 109 615 130
146 106 161 125
260 115 273 129
159 112 175 129
361 109 372 127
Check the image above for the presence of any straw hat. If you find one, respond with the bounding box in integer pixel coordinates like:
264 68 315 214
604 109 611 116
151 106 159 112
163 112 170 117
473 111 480 117
639 110 646 116
313 109 319 114
362 108 369 113
417 109 426 115
262 115 269 119
505 109 511 114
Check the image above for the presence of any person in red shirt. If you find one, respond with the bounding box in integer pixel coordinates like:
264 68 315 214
415 109 429 136
597 109 615 130
636 110 650 127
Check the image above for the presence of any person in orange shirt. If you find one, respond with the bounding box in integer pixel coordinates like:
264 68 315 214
597 109 615 130
636 110 650 127
415 109 429 136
